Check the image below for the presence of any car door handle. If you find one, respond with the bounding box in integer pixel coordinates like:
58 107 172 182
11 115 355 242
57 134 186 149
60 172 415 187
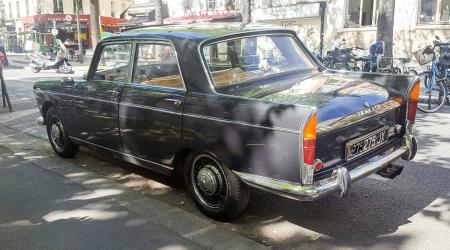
73 100 84 105
163 98 182 106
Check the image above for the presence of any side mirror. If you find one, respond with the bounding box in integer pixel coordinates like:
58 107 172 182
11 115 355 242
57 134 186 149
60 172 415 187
436 35 441 40
82 73 87 80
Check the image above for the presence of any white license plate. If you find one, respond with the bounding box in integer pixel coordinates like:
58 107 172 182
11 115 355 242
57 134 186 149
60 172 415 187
345 126 389 161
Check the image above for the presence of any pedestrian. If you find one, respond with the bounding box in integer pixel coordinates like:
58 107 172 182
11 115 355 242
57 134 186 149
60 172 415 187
0 41 10 67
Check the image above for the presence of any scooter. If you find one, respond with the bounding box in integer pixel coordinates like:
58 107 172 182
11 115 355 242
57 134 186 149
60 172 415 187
30 39 72 74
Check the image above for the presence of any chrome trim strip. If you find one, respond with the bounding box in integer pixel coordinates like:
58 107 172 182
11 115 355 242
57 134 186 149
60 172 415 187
69 136 173 172
46 91 119 105
120 102 182 115
183 112 300 134
234 144 409 201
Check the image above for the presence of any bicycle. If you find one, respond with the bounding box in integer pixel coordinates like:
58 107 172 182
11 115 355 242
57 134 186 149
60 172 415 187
413 36 450 113
377 57 418 75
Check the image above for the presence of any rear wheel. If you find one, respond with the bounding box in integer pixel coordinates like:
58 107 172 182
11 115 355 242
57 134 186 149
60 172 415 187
45 107 79 157
184 152 249 221
417 76 447 113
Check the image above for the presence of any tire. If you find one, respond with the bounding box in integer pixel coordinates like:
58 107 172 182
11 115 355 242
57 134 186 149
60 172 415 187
184 152 249 221
59 61 72 74
45 107 79 157
31 64 41 73
417 77 448 113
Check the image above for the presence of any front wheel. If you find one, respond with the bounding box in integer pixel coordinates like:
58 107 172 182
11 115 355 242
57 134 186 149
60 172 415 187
417 76 448 113
31 63 41 73
45 107 79 157
184 152 249 221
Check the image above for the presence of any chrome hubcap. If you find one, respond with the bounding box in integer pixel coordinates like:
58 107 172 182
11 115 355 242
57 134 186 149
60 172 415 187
191 155 228 209
50 121 65 151
51 124 61 142
197 166 223 195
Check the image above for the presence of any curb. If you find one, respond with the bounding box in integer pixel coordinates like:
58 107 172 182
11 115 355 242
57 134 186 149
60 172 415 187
0 125 269 250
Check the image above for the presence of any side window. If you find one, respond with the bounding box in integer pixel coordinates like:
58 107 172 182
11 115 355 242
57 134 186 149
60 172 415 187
131 43 183 89
93 43 131 82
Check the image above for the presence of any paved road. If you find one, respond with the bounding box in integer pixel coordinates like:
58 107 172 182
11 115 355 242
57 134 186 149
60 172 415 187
0 67 449 249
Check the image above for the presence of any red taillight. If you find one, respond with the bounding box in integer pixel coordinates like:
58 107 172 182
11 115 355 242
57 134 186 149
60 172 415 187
303 114 317 167
407 82 420 121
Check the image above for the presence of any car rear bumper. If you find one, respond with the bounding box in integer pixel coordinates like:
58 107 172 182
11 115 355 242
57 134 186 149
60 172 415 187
233 135 417 201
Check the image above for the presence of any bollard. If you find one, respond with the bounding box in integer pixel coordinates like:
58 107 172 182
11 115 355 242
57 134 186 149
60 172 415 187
0 67 12 112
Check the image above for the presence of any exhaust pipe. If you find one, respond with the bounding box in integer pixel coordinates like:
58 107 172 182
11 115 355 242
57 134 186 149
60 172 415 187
376 164 404 179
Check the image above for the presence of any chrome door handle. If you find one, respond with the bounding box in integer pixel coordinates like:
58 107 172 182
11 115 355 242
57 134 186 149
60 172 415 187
163 98 182 106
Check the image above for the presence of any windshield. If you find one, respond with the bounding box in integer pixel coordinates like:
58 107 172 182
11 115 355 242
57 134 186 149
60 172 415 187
202 35 315 89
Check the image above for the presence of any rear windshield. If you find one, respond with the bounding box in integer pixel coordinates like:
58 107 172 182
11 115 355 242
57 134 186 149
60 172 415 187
202 35 315 88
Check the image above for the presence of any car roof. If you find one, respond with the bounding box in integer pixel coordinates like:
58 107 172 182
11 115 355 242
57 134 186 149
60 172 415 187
102 22 295 45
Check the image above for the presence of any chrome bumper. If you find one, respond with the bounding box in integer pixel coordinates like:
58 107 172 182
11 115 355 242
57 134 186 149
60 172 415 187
234 136 417 201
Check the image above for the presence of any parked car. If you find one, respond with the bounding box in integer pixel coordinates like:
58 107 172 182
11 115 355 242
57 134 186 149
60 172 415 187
33 24 419 221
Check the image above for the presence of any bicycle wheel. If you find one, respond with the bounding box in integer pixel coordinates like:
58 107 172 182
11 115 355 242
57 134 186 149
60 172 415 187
418 76 447 113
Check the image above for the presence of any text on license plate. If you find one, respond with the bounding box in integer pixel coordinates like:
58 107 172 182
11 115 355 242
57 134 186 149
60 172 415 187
345 127 389 161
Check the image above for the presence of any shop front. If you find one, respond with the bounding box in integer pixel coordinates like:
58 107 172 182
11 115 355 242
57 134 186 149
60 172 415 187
21 14 127 51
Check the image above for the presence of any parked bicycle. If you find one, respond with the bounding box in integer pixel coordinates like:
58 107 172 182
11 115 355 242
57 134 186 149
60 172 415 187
413 36 450 113
377 57 418 75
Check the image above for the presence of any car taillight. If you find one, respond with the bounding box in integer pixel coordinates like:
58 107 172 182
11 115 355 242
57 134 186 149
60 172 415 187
407 81 420 121
303 114 317 167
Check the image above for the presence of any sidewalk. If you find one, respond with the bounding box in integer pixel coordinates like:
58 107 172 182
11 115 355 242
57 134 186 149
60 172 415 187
0 111 268 250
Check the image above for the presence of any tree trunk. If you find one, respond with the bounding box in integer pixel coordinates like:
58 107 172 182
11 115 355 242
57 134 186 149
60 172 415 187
155 0 163 25
241 0 251 24
90 0 101 49
376 0 395 57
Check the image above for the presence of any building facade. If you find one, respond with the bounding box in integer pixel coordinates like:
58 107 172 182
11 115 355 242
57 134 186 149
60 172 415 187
324 0 450 58
0 0 133 51
164 0 450 59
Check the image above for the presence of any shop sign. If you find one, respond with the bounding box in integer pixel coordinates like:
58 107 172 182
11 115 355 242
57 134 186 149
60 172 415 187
253 3 320 21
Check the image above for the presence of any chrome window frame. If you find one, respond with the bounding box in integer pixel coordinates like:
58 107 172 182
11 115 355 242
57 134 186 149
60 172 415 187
88 41 134 83
129 39 187 91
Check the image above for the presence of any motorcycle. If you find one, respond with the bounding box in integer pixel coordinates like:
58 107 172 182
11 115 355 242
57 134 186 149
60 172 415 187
30 39 72 74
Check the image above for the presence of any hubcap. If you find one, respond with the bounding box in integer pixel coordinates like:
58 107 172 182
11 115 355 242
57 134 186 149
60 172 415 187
191 155 228 209
197 166 223 195
50 120 65 151
51 124 61 142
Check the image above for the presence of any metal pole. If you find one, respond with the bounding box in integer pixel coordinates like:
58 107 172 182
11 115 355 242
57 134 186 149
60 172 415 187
0 67 12 112
75 0 84 63
319 1 326 57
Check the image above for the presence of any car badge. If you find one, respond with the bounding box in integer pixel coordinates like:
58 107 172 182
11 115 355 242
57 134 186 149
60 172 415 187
363 102 370 108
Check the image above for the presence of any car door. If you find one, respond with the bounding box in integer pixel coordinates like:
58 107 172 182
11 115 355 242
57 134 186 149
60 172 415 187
73 42 132 152
119 41 185 173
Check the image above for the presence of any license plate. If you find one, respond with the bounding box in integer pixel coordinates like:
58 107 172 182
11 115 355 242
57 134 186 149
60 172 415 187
345 126 389 161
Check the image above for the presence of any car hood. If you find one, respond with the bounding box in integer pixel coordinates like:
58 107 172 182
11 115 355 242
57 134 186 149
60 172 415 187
217 72 395 130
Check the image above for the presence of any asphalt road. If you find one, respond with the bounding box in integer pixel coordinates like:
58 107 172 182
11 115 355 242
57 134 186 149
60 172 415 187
0 67 449 249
